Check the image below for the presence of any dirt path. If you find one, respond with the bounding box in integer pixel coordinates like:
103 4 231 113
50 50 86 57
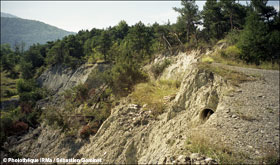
202 63 279 163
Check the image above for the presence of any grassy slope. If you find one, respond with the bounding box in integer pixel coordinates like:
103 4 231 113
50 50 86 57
1 72 18 101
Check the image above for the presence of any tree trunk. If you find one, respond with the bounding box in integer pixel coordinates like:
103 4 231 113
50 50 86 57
163 35 172 49
173 32 183 45
230 13 233 31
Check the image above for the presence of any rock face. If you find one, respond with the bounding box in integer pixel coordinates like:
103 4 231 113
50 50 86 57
37 64 97 94
7 50 280 164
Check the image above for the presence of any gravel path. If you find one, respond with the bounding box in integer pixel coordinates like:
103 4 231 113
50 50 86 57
202 63 279 163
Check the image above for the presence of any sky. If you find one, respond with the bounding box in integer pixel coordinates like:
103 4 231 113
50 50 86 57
1 1 279 33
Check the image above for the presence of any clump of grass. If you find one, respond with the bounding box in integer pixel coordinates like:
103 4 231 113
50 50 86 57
235 111 257 122
201 56 214 63
130 79 180 116
198 63 255 86
259 147 279 165
185 132 248 164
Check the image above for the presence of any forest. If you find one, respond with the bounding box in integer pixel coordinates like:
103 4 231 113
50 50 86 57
0 0 279 148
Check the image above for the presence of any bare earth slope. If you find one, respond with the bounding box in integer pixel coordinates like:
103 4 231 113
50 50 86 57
5 51 279 164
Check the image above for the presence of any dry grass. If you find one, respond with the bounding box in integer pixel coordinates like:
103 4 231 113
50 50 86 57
130 79 180 116
259 146 280 164
235 110 257 122
185 131 248 164
198 63 255 86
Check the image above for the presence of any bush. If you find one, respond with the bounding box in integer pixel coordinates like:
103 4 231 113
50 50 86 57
41 107 66 129
80 125 92 138
151 59 171 78
225 29 241 45
80 121 101 138
201 56 214 63
109 56 148 97
11 121 29 134
16 79 36 93
74 84 89 103
221 45 241 60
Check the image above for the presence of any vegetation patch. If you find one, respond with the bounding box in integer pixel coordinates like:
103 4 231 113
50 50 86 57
258 146 280 165
198 63 256 86
1 71 18 101
185 132 248 164
130 79 180 116
205 46 279 70
201 56 214 63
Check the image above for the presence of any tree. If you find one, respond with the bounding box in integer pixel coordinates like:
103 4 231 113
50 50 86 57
20 61 33 79
114 20 129 40
220 0 247 32
173 0 201 42
251 0 277 23
125 21 153 60
64 35 84 59
202 0 225 40
237 11 269 64
96 30 112 62
107 54 147 97
46 41 65 65
23 44 44 68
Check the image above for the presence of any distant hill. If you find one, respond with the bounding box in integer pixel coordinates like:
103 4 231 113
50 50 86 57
1 12 18 18
1 13 75 50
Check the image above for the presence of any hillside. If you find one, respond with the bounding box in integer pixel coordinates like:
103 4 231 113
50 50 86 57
1 12 18 18
2 48 279 164
1 14 75 49
0 1 279 164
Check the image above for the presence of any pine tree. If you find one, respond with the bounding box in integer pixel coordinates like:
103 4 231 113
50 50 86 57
237 11 269 64
173 0 201 42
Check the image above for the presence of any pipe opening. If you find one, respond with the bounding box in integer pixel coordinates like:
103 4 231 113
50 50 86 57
200 108 214 121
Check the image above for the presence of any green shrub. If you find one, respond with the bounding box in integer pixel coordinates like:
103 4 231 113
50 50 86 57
41 107 66 129
151 59 171 78
0 107 22 145
109 57 148 97
225 29 240 45
201 56 214 63
74 84 89 103
221 45 241 60
16 79 37 93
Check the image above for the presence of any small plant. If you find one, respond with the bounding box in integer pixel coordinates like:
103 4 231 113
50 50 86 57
80 125 92 138
80 121 100 139
201 56 214 63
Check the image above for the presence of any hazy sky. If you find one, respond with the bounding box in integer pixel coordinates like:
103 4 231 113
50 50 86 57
1 1 279 33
